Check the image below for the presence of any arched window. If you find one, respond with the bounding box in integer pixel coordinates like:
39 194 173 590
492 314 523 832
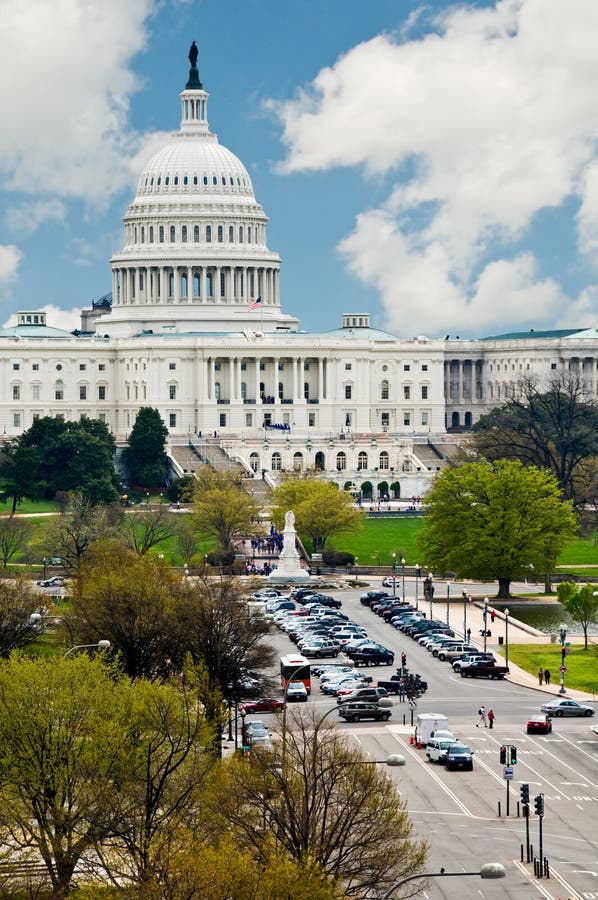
193 273 200 297
381 379 389 400
379 451 389 470
241 382 247 400
54 379 64 401
249 452 260 472
206 225 212 242
357 451 368 471
203 176 208 185
206 272 213 296
229 225 234 242
278 381 284 400
293 452 303 471
451 412 460 428
134 227 138 243
314 451 325 471
217 225 223 243
181 225 187 243
194 225 200 242
271 452 282 471
214 382 221 401
149 226 154 243
239 226 244 243
464 411 472 428
336 451 347 471
140 226 145 243
169 225 175 242
159 226 164 243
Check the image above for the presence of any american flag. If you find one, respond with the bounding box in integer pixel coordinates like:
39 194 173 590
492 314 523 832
248 296 263 311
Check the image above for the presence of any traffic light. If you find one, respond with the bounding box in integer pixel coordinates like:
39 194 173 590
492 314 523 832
520 783 530 805
534 794 544 816
500 745 507 764
510 745 517 764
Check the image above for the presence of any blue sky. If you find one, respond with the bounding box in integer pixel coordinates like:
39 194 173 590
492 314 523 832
1 0 597 338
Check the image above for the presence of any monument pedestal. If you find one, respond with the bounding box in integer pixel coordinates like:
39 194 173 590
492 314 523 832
268 511 310 584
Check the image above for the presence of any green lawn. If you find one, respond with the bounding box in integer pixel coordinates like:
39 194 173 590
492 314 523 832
505 644 598 693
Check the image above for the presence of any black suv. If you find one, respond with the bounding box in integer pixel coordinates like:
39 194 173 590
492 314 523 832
338 702 391 722
344 645 395 666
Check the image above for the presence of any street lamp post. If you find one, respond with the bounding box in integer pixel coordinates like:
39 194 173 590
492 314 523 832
380 863 506 899
428 572 434 619
401 557 406 601
29 613 74 646
462 589 467 642
483 598 489 653
64 640 110 658
446 581 451 626
559 623 567 694
414 565 420 610
504 607 510 670
391 553 396 600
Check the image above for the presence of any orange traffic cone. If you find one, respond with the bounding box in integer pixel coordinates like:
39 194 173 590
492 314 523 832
409 734 414 745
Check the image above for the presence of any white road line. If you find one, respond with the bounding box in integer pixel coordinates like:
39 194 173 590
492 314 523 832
559 731 598 764
389 732 473 816
512 859 562 899
525 733 598 792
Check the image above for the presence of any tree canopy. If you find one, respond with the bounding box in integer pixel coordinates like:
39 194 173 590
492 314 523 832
556 582 598 650
0 416 118 508
271 475 362 550
123 408 169 487
471 374 598 503
193 467 261 553
417 459 577 598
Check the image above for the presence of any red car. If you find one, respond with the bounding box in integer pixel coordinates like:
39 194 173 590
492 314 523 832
527 714 552 734
240 698 284 714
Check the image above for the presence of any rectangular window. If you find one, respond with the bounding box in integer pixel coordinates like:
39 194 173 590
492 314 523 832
308 413 316 427
404 386 411 400
98 385 106 400
421 411 429 426
422 364 428 372
278 363 284 371
98 363 105 371
12 363 20 371
169 413 177 428
551 363 557 369
12 385 20 400
219 413 226 427
404 364 410 371
98 413 106 422
55 387 63 401
344 385 352 399
32 385 40 401
13 413 20 428
169 385 176 400
345 363 352 370
79 386 87 400
421 385 428 400
214 363 221 371
403 411 411 426
169 362 176 370
381 412 390 426
32 363 39 371
241 362 247 371
79 364 86 371
245 413 253 427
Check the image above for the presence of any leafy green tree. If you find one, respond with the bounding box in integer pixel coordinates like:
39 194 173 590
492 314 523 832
193 467 261 554
271 476 362 550
0 516 32 567
124 408 169 487
417 459 577 598
472 374 598 502
0 580 43 656
123 506 179 555
556 582 598 650
0 654 131 898
39 492 123 571
0 416 118 506
212 709 427 897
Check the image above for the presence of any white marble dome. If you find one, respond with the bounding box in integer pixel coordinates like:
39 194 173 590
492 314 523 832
135 134 255 200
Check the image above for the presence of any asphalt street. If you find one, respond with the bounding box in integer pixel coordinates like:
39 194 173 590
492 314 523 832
258 580 598 900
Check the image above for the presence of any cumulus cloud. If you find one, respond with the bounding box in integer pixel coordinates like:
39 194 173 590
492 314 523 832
0 245 23 285
5 200 66 236
272 0 598 335
0 0 160 204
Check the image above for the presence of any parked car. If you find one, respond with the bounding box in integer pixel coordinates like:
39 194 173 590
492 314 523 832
344 645 395 666
338 702 391 722
36 576 65 588
452 653 495 673
459 661 509 679
526 714 553 734
436 644 477 662
444 744 474 770
336 686 389 704
240 698 284 714
382 576 399 588
359 591 390 607
311 595 342 609
540 699 595 717
297 639 341 658
285 682 308 702
252 589 283 601
426 738 456 763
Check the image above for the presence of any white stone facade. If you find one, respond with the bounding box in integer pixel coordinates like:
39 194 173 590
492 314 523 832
0 55 596 500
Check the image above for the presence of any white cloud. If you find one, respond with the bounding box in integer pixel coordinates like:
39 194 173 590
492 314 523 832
0 0 160 204
0 245 23 285
272 0 598 334
5 200 66 235
3 304 80 332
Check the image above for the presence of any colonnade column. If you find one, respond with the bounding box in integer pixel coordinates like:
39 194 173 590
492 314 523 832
112 270 118 305
236 357 242 401
215 266 221 303
159 267 166 303
255 358 262 405
318 358 324 401
209 358 216 400
292 356 298 399
128 269 134 303
187 266 193 300
201 267 207 303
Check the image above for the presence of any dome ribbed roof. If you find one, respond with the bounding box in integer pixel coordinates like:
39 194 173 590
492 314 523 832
135 135 255 200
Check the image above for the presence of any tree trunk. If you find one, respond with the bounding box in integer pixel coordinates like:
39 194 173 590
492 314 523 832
544 573 552 594
497 578 511 599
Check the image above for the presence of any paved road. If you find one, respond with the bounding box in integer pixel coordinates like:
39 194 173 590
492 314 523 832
256 580 598 899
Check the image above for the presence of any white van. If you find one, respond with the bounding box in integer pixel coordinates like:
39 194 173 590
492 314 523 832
416 713 449 745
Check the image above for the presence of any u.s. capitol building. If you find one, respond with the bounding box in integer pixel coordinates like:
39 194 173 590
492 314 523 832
1 50 597 498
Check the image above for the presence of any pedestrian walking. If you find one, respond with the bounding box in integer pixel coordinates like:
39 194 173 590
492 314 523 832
466 627 471 643
538 667 544 686
487 708 495 729
544 668 551 685
476 705 487 727
490 609 496 623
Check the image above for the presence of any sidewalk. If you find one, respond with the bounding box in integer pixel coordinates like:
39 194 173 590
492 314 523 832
452 598 596 702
